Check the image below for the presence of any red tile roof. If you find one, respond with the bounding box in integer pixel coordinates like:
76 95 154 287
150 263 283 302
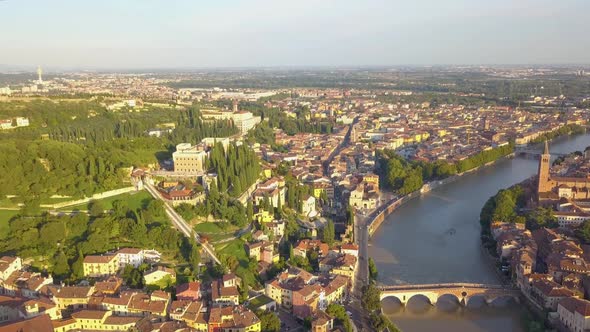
0 314 54 332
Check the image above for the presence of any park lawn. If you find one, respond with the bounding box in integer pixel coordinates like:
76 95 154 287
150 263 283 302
117 147 166 166
0 210 18 238
40 196 76 205
194 222 238 233
247 295 273 310
146 275 176 292
0 198 19 209
214 238 259 288
194 222 239 243
205 233 235 243
59 190 153 211
214 238 247 262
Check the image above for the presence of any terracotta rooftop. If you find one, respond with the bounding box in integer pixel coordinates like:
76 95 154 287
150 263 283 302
83 254 117 264
54 286 93 299
176 281 200 293
559 297 590 317
0 295 26 308
103 315 142 325
212 280 239 299
71 309 109 320
533 279 574 297
116 248 143 255
0 314 54 332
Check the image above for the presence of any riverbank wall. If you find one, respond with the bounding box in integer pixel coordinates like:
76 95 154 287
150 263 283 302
367 153 515 237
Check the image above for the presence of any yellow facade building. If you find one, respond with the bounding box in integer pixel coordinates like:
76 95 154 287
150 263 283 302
254 210 274 223
53 286 94 312
83 255 119 278
52 310 141 332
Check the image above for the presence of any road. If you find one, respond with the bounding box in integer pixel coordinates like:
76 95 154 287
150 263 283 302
346 211 371 331
348 192 397 331
322 116 358 177
353 212 369 295
318 114 369 330
144 183 221 265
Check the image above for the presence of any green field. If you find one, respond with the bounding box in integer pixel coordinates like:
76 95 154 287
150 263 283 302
215 238 247 262
146 275 176 292
41 196 77 205
0 198 19 209
248 295 273 310
59 190 153 211
194 222 239 243
214 237 259 287
0 210 19 238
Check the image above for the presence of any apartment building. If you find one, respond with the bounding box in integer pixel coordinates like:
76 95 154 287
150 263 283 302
83 255 119 278
115 248 144 269
173 143 207 173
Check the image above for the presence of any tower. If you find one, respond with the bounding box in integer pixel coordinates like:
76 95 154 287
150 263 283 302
537 141 551 196
37 65 43 84
483 116 490 130
232 100 238 113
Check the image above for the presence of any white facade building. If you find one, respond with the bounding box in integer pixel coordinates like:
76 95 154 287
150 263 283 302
201 109 261 134
0 87 11 95
558 297 590 332
554 212 590 228
15 117 30 127
232 111 261 134
116 248 145 269
0 256 23 281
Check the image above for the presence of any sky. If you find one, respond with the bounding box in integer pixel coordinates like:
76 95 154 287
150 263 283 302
0 0 589 69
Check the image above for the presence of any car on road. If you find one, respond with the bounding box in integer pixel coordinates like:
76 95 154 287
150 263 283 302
346 311 353 317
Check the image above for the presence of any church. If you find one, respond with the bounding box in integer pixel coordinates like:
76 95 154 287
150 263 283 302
537 141 590 202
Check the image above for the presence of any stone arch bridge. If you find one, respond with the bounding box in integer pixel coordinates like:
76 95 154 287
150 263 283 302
380 283 521 306
516 149 566 159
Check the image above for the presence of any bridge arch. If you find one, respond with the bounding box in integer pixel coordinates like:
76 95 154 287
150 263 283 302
407 293 438 306
465 295 487 307
381 292 438 306
381 295 403 307
437 293 461 305
379 283 521 307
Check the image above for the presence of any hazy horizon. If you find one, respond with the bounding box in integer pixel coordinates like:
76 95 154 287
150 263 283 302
1 0 589 69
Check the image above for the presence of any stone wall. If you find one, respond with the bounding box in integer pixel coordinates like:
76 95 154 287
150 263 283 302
40 186 137 209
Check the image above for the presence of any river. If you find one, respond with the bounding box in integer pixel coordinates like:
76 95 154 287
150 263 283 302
369 133 590 332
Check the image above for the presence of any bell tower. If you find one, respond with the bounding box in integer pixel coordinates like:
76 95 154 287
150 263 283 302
537 141 551 196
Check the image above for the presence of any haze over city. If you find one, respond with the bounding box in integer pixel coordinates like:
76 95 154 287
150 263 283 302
1 0 589 69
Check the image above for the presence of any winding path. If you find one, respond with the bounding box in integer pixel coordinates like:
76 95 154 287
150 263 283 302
144 183 221 265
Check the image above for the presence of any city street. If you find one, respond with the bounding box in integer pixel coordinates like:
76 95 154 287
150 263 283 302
350 210 371 331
